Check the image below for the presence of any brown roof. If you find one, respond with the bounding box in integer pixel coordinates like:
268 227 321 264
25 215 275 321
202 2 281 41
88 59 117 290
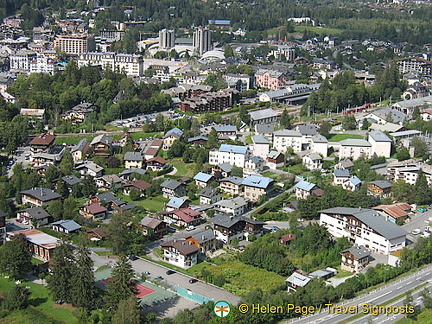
84 202 107 214
147 157 167 164
150 139 163 148
144 147 158 157
161 239 199 256
372 204 408 219
280 233 296 242
88 226 109 238
140 216 163 229
29 133 55 146
162 208 201 223
124 180 152 191
311 188 323 197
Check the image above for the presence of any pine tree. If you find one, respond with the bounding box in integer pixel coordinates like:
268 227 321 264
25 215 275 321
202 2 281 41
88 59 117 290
206 127 219 149
47 241 74 304
56 178 69 198
71 242 97 310
112 295 141 324
280 109 292 129
104 255 137 313
0 234 32 279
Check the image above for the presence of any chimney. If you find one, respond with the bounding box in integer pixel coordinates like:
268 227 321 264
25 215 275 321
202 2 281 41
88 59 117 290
202 235 206 240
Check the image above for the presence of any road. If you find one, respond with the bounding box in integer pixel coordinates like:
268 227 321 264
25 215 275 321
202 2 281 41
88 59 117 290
89 252 241 306
402 207 431 241
285 264 432 324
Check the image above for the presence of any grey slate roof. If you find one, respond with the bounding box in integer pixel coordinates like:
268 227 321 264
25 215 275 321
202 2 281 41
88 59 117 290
311 134 328 143
334 169 350 178
21 207 50 220
369 180 392 189
273 129 302 137
249 108 278 121
369 130 391 143
252 134 270 144
369 107 406 124
190 228 216 244
62 175 82 186
124 151 143 161
319 207 407 239
90 134 113 146
213 125 237 133
341 245 371 259
255 124 274 134
294 180 316 191
161 179 183 190
71 138 89 153
297 124 318 136
211 214 265 228
219 176 243 186
51 220 81 232
340 139 371 147
198 187 219 198
119 168 146 176
214 196 248 210
21 188 61 202
217 163 233 173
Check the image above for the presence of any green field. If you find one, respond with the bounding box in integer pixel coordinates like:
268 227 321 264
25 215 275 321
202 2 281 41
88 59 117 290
295 25 344 36
328 134 364 142
119 193 168 213
171 160 196 178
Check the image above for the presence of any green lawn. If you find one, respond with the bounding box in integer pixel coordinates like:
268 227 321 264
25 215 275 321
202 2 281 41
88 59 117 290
328 134 364 142
171 160 196 178
130 132 162 140
119 193 168 213
395 309 432 324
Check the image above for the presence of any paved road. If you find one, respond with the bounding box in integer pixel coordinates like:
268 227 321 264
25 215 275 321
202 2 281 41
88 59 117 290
285 264 432 324
402 208 431 241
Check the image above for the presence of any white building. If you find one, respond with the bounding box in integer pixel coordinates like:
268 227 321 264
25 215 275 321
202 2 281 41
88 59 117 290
29 55 57 74
339 139 372 160
9 49 37 72
209 144 250 168
319 207 407 255
273 129 303 152
311 134 328 157
302 153 322 171
252 134 270 158
77 52 144 77
368 130 392 158
159 29 175 50
193 26 212 55
213 196 249 216
160 239 199 269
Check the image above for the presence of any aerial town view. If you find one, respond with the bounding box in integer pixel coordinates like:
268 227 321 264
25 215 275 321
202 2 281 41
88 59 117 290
1 0 432 323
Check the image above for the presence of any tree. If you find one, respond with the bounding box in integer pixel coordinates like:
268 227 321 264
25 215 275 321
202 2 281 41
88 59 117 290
421 288 432 309
167 140 185 158
129 188 142 201
3 285 31 310
342 114 357 130
280 109 292 129
224 45 234 58
203 73 227 91
239 105 250 125
231 165 243 177
0 234 32 279
81 177 97 197
71 242 97 310
107 156 121 168
104 255 137 313
320 121 332 138
47 200 63 221
414 170 432 205
63 196 78 220
206 127 219 149
396 148 410 161
361 118 371 130
56 178 69 198
412 137 428 159
108 213 130 255
48 241 75 304
112 295 141 324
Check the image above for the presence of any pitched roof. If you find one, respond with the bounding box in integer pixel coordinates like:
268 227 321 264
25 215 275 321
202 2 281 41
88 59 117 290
146 157 167 164
198 187 219 198
193 172 213 183
21 188 61 202
140 216 163 229
10 229 59 249
338 159 354 169
340 139 371 147
311 134 328 143
242 175 274 189
286 271 312 287
334 169 350 178
76 162 104 173
83 202 107 214
51 220 81 232
346 175 362 186
249 108 278 121
29 133 55 146
71 138 89 153
62 175 82 186
88 226 109 238
369 107 406 124
217 163 233 173
21 207 50 219
161 239 199 255
219 176 243 186
119 168 146 176
294 180 316 191
123 180 151 191
297 124 318 136
190 228 215 244
308 153 322 161
211 214 265 228
187 136 208 143
255 123 274 134
163 208 201 223
341 245 371 260
252 134 270 144
267 150 283 159
124 151 143 161
273 129 302 137
369 130 391 143
166 197 187 209
214 196 248 209
161 179 183 190
90 134 113 146
219 144 248 154
280 233 296 242
164 127 183 138
213 125 237 133
372 204 408 219
368 180 392 189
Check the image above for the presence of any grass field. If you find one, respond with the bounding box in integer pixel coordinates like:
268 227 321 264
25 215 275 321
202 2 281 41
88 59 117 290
171 160 196 178
395 309 432 323
328 134 364 142
119 193 168 213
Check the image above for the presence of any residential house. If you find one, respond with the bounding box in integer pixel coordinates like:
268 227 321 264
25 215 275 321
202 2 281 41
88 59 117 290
249 108 279 126
214 196 249 216
272 129 303 153
294 180 321 200
302 153 322 171
165 197 189 211
146 157 168 172
8 229 59 262
311 134 328 157
219 176 244 196
339 139 372 160
160 179 187 199
372 203 411 224
29 133 55 153
420 108 432 121
143 139 163 160
319 207 407 254
286 271 312 292
193 172 214 188
95 174 123 191
367 180 392 197
335 159 354 172
21 188 61 207
160 239 199 269
118 168 146 181
124 152 144 169
244 156 265 176
198 187 221 205
140 216 167 237
163 127 183 150
211 163 232 179
162 208 202 227
185 228 218 255
90 134 113 156
30 145 66 169
0 212 6 244
213 125 237 140
211 214 266 244
16 207 51 228
333 169 350 186
255 69 286 90
280 233 296 245
61 175 82 192
51 220 81 234
79 202 107 220
122 180 151 197
368 130 392 158
75 161 104 177
87 226 109 241
242 175 275 201
365 107 406 125
342 176 362 191
209 144 250 168
266 150 285 170
62 102 97 124
91 192 128 211
71 138 89 162
252 134 270 158
187 136 208 146
255 124 274 137
340 245 371 273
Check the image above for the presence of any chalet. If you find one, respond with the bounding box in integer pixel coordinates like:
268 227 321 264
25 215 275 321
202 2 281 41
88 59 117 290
95 174 123 191
16 207 51 228
165 197 189 211
333 169 350 186
198 187 221 205
75 161 104 178
118 168 146 181
266 150 285 170
367 180 392 197
211 214 266 244
286 271 312 292
29 133 55 153
162 208 202 227
213 125 237 140
140 216 167 237
255 123 274 137
280 233 296 245
71 138 89 162
214 196 249 216
340 245 371 273
91 192 126 210
124 152 144 169
193 172 214 188
143 139 163 160
342 176 362 192
335 159 354 172
122 180 151 197
8 229 59 262
185 228 218 255
160 179 187 199
90 134 113 156
163 127 183 150
87 226 109 241
187 136 208 146
293 180 321 200
160 239 199 269
219 176 243 196
146 157 168 172
30 145 66 169
302 153 322 171
211 163 233 179
244 156 265 176
62 102 97 124
372 203 411 224
61 175 82 192
21 188 61 207
51 220 81 234
79 202 107 220
241 175 274 201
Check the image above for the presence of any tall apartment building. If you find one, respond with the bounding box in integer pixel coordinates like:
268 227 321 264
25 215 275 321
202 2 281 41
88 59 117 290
9 49 37 72
54 34 96 55
193 27 212 56
395 57 432 76
77 52 143 77
159 29 175 50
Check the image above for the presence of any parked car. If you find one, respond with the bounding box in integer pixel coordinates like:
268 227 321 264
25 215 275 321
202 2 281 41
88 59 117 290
155 276 163 280
411 229 421 235
166 270 176 275
142 271 150 275
127 254 138 261
189 278 198 284
418 208 426 212
186 225 195 231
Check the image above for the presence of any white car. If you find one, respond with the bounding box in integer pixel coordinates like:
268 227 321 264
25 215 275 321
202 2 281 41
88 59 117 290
186 226 195 231
411 229 421 235
421 232 430 238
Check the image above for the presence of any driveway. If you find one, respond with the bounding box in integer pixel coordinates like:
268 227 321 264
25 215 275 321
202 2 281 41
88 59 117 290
403 209 431 242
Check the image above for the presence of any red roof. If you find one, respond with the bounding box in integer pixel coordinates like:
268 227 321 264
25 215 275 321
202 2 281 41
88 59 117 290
280 233 296 242
29 133 55 146
147 157 167 164
163 208 201 223
124 180 151 191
